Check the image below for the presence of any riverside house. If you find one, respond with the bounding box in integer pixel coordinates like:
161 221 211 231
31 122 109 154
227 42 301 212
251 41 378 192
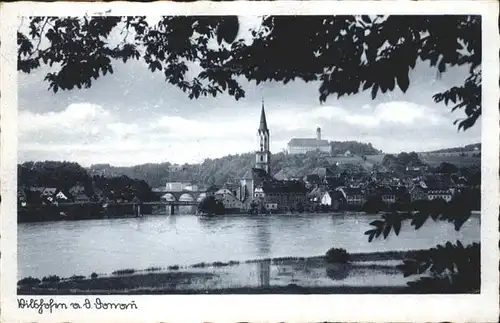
18 189 27 206
336 187 365 206
320 191 342 210
409 184 428 201
307 187 324 204
303 174 322 189
427 189 454 202
214 188 244 211
73 192 90 204
40 187 58 204
41 187 57 199
253 180 308 212
55 190 69 201
378 186 396 204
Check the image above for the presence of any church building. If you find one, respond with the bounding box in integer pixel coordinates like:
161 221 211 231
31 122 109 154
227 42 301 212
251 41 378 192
255 100 271 174
239 101 308 212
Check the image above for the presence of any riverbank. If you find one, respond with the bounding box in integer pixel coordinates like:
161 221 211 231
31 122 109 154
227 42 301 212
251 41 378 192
18 250 421 295
18 200 482 223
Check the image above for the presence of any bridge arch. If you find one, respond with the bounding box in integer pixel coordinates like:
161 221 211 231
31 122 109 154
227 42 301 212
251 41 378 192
159 190 207 203
196 192 207 202
179 193 195 202
160 193 177 202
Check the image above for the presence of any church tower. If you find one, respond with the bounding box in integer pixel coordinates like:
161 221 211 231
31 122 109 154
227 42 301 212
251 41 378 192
256 99 271 174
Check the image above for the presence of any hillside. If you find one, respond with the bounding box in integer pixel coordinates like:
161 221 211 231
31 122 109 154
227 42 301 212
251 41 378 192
423 143 481 153
87 141 382 188
84 143 480 188
88 151 378 188
419 154 481 167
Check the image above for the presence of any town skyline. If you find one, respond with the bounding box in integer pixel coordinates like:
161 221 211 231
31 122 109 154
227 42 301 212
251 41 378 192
19 92 481 167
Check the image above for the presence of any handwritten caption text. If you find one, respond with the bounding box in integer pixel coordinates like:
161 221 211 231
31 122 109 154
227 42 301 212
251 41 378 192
18 298 138 314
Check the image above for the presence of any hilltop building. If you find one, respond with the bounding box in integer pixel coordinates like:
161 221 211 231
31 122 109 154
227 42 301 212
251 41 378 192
287 127 331 154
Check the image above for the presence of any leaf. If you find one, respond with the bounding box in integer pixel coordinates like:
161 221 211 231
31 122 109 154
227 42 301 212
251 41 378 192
411 211 429 230
369 220 384 228
396 71 410 93
371 84 379 99
382 223 392 239
217 16 240 45
438 58 447 73
430 210 440 221
458 116 478 131
364 229 376 236
393 219 401 236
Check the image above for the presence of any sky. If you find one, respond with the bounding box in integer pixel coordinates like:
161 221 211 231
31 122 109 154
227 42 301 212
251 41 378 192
17 16 481 167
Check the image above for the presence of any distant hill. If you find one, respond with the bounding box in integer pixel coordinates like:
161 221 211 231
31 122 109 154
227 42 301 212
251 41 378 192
423 143 481 153
85 142 479 188
88 151 327 188
88 143 381 188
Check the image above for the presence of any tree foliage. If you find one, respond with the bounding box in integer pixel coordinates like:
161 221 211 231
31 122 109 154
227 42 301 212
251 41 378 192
397 242 480 293
18 161 155 202
364 193 479 293
361 195 385 214
436 162 459 175
18 15 481 130
381 152 425 174
18 161 92 194
197 195 225 215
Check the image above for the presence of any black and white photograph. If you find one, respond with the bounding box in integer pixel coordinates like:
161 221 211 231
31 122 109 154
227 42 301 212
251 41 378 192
1 1 499 322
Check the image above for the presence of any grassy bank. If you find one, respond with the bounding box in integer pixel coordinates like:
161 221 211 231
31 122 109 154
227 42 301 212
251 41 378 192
17 250 420 295
21 285 411 295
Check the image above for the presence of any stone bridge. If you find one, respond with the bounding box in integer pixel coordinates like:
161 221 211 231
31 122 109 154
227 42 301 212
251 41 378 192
155 190 208 202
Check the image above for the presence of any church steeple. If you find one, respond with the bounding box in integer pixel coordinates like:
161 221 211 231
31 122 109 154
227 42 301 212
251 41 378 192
256 99 271 174
258 99 269 134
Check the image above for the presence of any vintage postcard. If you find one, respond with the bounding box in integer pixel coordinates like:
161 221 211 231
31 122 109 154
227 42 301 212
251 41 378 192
1 1 499 322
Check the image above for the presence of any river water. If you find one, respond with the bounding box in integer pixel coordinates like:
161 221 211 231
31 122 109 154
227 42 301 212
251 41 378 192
18 212 480 279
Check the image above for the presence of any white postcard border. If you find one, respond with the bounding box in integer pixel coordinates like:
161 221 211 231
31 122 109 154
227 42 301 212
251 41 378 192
1 1 499 322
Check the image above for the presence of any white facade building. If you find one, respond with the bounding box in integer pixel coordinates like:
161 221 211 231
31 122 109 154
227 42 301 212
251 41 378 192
165 182 191 191
287 127 330 155
321 192 332 206
427 189 453 202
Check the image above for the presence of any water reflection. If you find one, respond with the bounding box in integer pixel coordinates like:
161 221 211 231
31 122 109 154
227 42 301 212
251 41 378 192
325 263 350 281
255 217 272 255
167 214 177 226
197 216 220 231
255 217 271 287
258 260 271 287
